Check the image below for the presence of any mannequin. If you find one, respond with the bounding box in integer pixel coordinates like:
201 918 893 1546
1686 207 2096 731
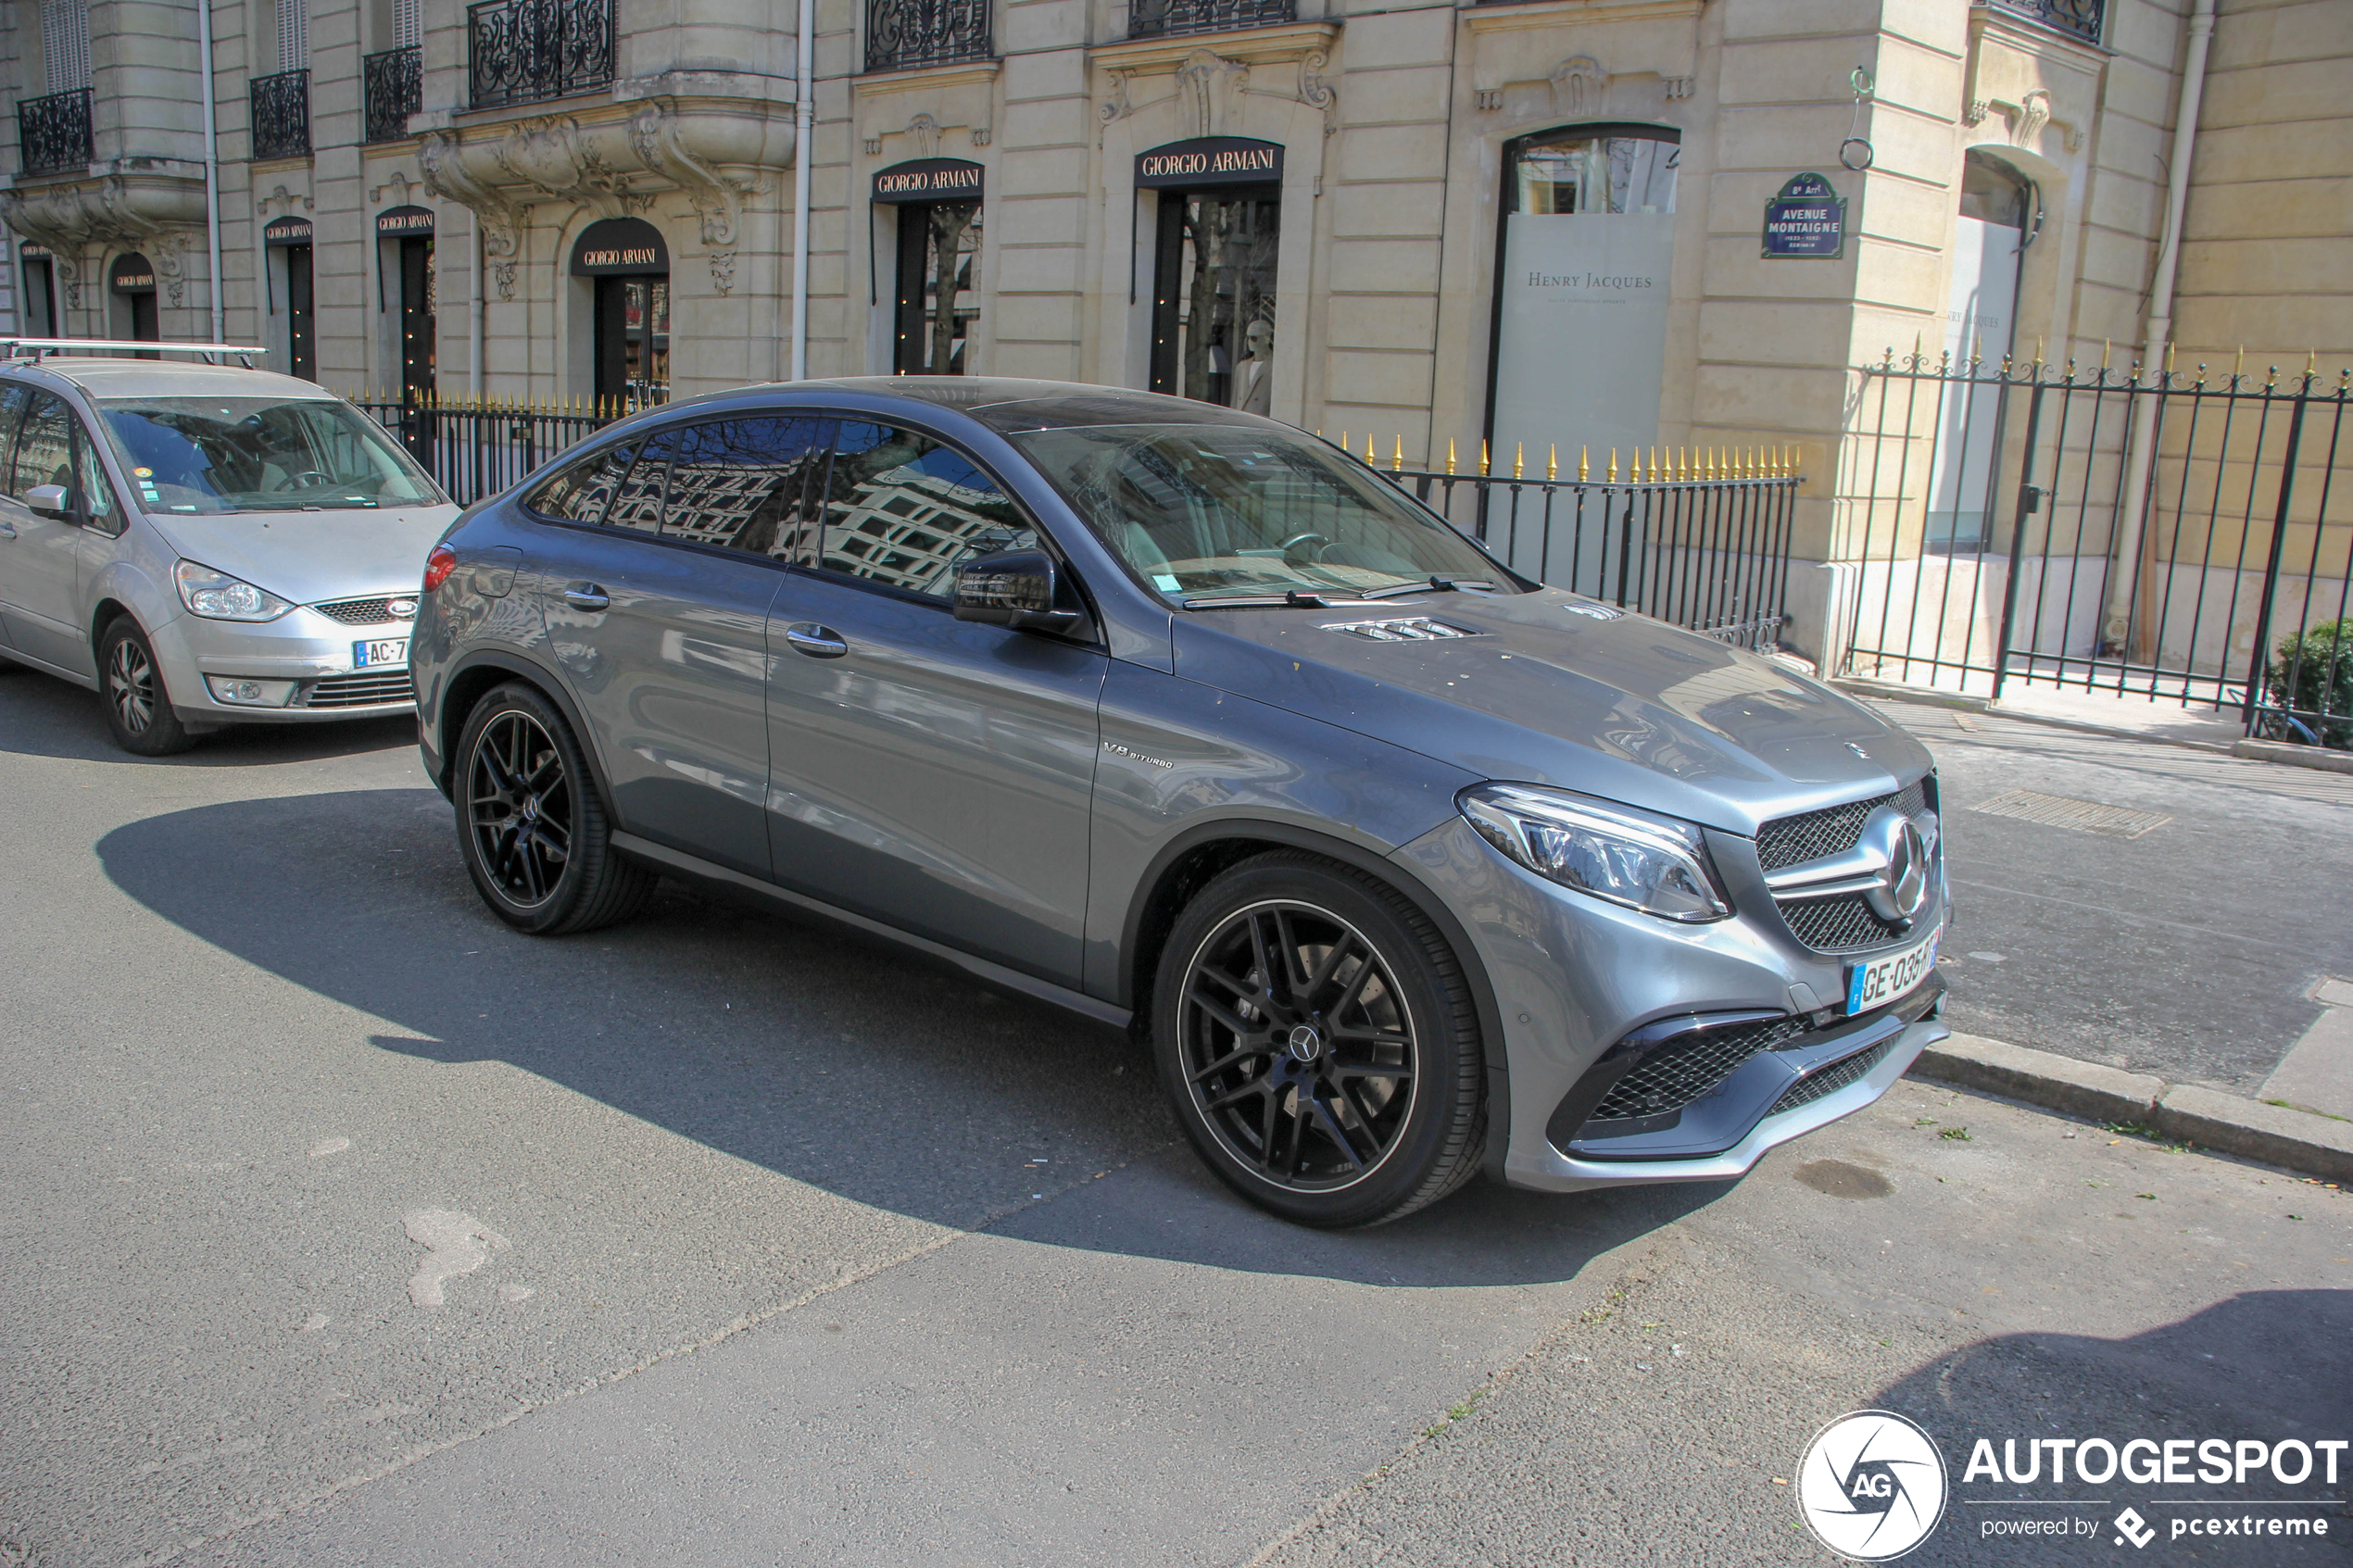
1232 318 1274 416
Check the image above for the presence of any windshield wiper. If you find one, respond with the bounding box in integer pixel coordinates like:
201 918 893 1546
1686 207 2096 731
1360 575 1497 600
1181 589 1353 609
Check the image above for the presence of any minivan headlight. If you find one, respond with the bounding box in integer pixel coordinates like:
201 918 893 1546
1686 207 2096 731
175 559 294 621
1459 783 1732 922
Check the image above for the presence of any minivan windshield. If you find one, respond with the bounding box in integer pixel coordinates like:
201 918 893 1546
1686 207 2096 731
95 396 443 512
1007 422 1511 603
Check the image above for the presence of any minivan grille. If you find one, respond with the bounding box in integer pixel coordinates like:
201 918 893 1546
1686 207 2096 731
313 596 418 626
304 670 414 708
1587 1014 1816 1123
1755 778 1931 872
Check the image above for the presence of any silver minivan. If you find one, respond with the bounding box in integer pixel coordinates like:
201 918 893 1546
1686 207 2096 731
0 346 456 753
415 378 1950 1227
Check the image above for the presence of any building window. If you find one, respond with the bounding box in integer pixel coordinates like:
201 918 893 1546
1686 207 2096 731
17 88 92 175
276 0 309 70
865 0 992 74
41 0 91 94
251 69 313 159
364 46 423 142
469 0 617 110
1126 0 1293 41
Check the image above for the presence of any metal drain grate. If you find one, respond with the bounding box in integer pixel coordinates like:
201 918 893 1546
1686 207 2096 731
1967 789 2171 837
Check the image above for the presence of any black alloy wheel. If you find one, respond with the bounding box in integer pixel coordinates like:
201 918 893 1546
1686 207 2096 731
469 707 573 909
98 618 195 755
1155 852 1486 1227
455 683 655 935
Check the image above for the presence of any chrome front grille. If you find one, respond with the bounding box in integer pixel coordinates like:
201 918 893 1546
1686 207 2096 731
1780 895 1913 953
1587 1014 1817 1123
1755 779 1931 873
304 670 414 708
313 596 419 626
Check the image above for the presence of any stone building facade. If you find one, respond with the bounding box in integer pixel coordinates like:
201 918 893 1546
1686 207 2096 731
0 0 2341 657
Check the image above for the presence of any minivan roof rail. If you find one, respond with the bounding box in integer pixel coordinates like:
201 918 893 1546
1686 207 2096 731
0 338 268 367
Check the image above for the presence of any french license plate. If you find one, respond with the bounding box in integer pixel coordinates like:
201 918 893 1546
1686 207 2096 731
1847 928 1940 1014
354 638 409 668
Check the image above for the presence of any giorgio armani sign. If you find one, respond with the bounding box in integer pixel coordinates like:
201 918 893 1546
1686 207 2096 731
872 158 985 204
570 218 669 277
1135 138 1283 190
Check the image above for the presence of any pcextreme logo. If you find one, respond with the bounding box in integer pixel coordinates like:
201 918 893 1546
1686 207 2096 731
1796 1410 1950 1560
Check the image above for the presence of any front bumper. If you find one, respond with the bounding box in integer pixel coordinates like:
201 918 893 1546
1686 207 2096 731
149 604 417 721
1391 814 1950 1195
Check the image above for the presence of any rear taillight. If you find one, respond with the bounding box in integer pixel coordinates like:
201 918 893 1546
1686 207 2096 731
422 543 457 593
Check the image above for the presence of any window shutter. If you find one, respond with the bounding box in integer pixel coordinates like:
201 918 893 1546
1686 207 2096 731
41 0 91 94
393 0 421 50
277 0 308 69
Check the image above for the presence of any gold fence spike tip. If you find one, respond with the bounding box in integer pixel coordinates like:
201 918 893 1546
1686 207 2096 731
1480 438 1491 476
1340 430 1348 454
1513 441 1524 480
1446 436 1457 475
2102 338 2112 370
1607 447 1618 483
1392 435 1404 472
1579 445 1590 482
1547 443 1557 482
1365 433 1376 463
1315 429 1322 440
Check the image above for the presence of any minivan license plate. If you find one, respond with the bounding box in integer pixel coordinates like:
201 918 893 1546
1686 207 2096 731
1847 928 1939 1014
354 638 409 668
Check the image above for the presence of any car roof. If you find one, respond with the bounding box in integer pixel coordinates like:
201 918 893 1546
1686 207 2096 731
1 358 336 401
796 376 1290 435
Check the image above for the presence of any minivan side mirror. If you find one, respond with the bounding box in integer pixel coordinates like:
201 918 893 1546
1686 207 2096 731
23 483 70 519
953 548 1084 634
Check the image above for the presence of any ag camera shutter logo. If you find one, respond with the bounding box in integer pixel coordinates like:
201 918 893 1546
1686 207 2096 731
1797 1410 1950 1560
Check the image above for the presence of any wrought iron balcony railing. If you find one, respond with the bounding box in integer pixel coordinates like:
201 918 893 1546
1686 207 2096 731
364 46 423 142
250 69 312 159
470 0 616 109
1982 0 2102 44
865 0 991 72
18 88 93 176
1128 0 1293 39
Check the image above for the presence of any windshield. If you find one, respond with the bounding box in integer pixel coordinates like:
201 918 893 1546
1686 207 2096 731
95 396 443 512
1006 422 1511 603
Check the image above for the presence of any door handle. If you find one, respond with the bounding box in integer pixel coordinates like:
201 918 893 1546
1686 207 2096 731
561 583 610 612
783 622 848 659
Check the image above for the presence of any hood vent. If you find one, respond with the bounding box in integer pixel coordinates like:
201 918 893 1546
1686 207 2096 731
1323 617 1480 643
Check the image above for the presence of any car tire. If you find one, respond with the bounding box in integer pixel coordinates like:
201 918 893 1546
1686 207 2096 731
98 618 198 756
1152 851 1487 1228
455 682 656 935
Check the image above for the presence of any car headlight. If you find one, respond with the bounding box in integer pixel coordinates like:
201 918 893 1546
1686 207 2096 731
175 559 295 621
1459 783 1732 922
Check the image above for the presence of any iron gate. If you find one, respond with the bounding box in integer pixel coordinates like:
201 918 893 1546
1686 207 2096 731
1836 353 2351 745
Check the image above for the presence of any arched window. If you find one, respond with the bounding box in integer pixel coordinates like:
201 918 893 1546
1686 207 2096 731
1925 151 2036 552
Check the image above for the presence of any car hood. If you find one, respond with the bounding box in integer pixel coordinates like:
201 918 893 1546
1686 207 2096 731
143 507 460 606
1169 588 1933 837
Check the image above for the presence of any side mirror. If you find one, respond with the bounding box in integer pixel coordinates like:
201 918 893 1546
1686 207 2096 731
23 483 69 519
953 548 1083 633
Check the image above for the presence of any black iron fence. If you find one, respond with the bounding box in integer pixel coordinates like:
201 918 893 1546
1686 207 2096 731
364 46 422 143
469 0 615 109
350 392 652 508
1836 352 2352 747
18 87 93 176
1128 0 1294 39
1381 443 1800 650
866 0 992 72
249 69 312 160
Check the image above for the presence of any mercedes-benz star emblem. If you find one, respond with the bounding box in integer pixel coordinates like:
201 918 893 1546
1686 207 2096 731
1286 1024 1324 1063
1859 812 1932 924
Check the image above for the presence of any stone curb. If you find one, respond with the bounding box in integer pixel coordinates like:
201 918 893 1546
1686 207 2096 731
2232 737 2353 774
1831 677 2242 755
1912 1032 2353 1184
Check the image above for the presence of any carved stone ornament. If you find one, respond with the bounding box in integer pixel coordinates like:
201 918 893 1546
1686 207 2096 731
970 126 990 146
0 169 206 308
1662 76 1693 101
1101 69 1134 125
258 183 314 218
1963 99 1990 128
863 135 884 155
370 170 418 207
904 114 942 160
418 132 524 257
1550 56 1606 119
710 250 736 295
1298 49 1332 111
1473 87 1502 112
629 102 756 246
1176 49 1249 140
2011 88 2051 150
494 259 518 301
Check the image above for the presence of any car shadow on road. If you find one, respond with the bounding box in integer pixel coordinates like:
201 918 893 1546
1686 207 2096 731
1867 1289 2353 1565
0 665 417 766
94 785 1726 1289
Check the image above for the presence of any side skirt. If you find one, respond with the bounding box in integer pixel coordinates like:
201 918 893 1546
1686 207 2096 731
609 831 1134 1033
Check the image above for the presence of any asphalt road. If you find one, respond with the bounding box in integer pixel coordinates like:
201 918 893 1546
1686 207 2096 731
0 667 2346 1568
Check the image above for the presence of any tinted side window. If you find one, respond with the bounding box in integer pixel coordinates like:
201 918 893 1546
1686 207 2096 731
12 392 72 499
816 423 1033 600
78 430 121 531
602 430 674 534
0 386 28 481
531 441 635 525
661 417 832 558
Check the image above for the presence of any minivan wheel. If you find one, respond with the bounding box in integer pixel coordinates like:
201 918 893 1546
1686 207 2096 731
455 682 656 935
98 618 196 756
1153 852 1486 1228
